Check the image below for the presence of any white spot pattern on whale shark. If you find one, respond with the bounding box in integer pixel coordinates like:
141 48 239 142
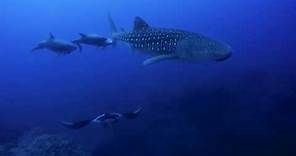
117 29 192 54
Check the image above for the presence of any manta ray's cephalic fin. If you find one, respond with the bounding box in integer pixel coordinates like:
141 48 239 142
122 107 143 119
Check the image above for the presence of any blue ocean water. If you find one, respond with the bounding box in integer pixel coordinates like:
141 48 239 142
0 0 295 155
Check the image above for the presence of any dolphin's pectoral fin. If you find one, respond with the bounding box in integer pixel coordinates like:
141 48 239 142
143 54 178 65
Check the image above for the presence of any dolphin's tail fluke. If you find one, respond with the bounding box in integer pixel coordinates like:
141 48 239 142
122 107 143 119
61 119 92 129
72 40 82 52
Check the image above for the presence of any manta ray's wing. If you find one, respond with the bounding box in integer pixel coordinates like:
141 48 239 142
61 119 92 129
122 107 143 119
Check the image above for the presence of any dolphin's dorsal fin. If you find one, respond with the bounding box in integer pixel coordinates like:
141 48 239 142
79 33 87 38
49 33 55 40
133 16 150 31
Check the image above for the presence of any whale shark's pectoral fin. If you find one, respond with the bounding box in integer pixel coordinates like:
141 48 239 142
143 54 178 65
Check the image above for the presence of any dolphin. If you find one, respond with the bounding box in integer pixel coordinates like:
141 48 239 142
108 15 232 65
72 33 113 51
32 33 78 54
61 107 142 130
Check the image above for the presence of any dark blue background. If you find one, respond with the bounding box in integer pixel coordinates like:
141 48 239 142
1 0 295 155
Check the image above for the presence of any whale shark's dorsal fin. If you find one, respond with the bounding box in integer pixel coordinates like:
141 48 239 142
79 33 87 38
120 27 126 32
133 16 150 31
49 33 55 40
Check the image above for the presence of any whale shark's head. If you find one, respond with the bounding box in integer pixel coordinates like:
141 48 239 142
210 42 233 62
176 35 232 62
38 40 48 47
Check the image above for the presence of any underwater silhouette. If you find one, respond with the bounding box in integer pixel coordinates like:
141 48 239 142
61 107 143 130
108 15 232 65
72 33 113 51
32 33 78 54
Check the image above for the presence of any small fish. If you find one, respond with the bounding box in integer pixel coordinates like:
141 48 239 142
72 33 113 51
108 15 232 65
32 33 78 54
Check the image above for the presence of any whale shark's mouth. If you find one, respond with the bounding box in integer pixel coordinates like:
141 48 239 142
216 52 232 62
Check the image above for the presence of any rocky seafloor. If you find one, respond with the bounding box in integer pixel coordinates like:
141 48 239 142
0 128 91 156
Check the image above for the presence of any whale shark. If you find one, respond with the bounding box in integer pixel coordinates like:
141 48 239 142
108 15 232 65
32 33 78 54
72 33 113 51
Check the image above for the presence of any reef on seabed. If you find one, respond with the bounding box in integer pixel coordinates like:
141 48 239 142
0 128 91 156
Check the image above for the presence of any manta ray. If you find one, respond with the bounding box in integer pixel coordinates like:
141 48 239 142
61 107 142 129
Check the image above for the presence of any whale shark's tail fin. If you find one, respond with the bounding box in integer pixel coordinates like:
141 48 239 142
108 13 119 47
108 13 118 36
61 119 92 129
